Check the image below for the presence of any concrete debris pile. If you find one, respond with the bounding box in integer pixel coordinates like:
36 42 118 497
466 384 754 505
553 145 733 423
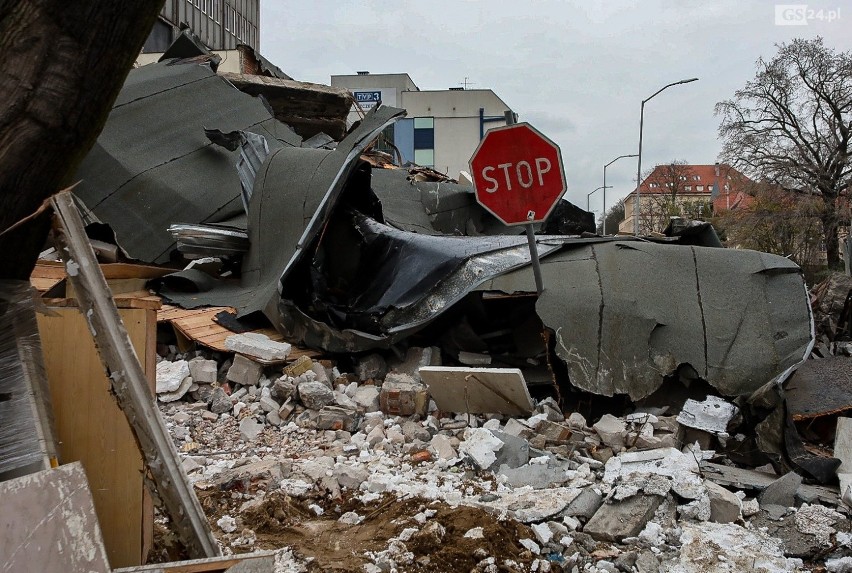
154 348 852 572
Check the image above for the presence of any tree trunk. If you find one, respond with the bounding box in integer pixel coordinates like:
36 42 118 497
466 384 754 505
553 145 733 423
0 1 165 280
821 194 841 269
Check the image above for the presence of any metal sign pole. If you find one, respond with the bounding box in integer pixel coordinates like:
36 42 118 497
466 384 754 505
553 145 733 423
502 111 544 295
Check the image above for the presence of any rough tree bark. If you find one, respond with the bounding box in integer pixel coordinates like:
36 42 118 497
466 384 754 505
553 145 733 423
716 38 852 269
0 1 166 280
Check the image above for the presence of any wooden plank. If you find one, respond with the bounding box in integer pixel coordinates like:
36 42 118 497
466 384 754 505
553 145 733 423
50 192 219 560
113 551 278 573
159 305 321 361
0 462 111 573
37 306 152 568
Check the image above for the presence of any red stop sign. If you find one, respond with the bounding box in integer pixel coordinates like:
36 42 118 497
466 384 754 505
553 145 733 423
469 123 566 226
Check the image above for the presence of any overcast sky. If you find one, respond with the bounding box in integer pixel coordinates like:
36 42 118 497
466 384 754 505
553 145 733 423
260 1 850 218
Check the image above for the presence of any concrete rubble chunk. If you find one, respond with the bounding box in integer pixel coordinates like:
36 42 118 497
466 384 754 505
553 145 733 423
188 357 218 384
334 465 369 489
227 354 264 386
583 494 663 542
676 395 738 435
299 381 335 410
379 373 429 416
156 359 190 393
758 471 803 508
503 418 535 439
158 375 193 402
271 376 297 402
536 419 572 442
225 332 291 361
353 385 381 412
429 434 457 460
564 487 604 520
593 414 626 450
259 395 280 413
356 353 387 381
315 406 360 432
401 421 431 443
537 397 563 422
491 430 530 469
459 428 504 469
209 387 232 414
498 462 569 489
239 417 264 441
705 480 742 523
389 346 439 382
566 412 587 429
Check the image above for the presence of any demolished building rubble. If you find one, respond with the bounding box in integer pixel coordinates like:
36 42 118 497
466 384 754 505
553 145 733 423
3 47 851 573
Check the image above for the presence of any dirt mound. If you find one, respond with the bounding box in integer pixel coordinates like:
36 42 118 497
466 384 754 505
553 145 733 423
197 489 540 572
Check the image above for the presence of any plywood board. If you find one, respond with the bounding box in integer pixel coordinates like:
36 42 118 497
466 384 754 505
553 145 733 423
37 307 155 568
113 551 278 573
158 304 320 361
420 366 534 416
0 462 110 573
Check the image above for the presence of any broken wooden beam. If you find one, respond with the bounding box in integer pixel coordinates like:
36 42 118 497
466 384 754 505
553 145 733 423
50 191 219 559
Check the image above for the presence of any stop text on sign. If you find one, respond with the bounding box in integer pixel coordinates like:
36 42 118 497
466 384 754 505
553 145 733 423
480 158 552 193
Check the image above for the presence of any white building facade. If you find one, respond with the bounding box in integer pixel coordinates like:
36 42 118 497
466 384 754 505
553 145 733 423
331 72 514 178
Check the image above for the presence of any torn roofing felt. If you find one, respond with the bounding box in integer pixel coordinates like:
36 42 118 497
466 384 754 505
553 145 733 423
272 214 570 353
161 104 408 321
73 61 301 263
477 240 814 400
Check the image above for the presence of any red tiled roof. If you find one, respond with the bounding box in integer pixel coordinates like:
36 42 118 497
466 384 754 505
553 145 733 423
625 163 753 212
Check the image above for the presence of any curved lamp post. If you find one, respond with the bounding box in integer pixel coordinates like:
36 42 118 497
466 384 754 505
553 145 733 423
587 185 611 231
634 78 698 235
603 154 638 235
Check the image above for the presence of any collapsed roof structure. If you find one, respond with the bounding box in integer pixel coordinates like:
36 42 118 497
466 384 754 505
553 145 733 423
72 59 814 405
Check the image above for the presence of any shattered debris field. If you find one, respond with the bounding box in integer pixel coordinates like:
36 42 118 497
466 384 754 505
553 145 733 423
2 43 852 573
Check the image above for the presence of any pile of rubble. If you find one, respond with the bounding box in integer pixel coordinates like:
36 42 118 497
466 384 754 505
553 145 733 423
153 336 852 573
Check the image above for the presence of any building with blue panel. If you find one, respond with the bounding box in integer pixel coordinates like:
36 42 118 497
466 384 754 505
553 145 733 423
331 72 514 178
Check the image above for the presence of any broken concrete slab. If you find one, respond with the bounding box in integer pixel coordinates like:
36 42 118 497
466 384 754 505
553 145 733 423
316 406 359 432
353 385 381 413
0 462 110 573
458 428 504 470
419 366 534 416
225 332 292 361
563 486 604 520
583 494 663 542
676 395 738 435
759 472 803 508
699 461 840 505
491 430 531 469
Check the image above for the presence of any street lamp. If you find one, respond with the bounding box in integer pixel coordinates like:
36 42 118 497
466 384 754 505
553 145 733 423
588 186 611 231
603 154 638 235
634 78 698 235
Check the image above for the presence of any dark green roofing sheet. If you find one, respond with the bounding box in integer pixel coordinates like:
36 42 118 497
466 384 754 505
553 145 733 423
74 61 300 263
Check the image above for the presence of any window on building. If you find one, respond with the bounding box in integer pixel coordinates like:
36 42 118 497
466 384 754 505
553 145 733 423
685 186 692 191
413 117 434 167
696 185 704 191
693 175 701 180
414 149 434 167
666 182 673 187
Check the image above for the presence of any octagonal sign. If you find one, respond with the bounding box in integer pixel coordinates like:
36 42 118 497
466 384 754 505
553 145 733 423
469 123 566 226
